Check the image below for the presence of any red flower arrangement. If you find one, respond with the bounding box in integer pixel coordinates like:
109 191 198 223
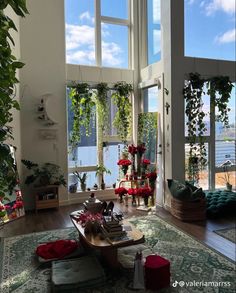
137 144 146 155
0 205 5 211
115 187 127 195
137 187 152 197
128 144 137 155
146 172 157 181
77 211 103 226
128 188 137 196
13 201 24 209
142 159 150 165
117 159 132 166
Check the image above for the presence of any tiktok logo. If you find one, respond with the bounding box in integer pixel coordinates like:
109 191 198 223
172 281 178 287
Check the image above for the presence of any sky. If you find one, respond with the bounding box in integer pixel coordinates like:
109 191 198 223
65 0 235 121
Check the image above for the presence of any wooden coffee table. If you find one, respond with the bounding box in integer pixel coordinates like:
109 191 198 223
70 212 145 268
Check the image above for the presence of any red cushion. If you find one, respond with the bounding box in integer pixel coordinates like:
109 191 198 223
36 240 78 260
145 255 170 290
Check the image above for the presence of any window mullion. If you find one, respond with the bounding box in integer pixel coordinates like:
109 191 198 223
95 0 102 66
209 97 216 190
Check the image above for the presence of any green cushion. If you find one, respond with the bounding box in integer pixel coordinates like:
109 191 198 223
206 190 236 218
167 179 205 201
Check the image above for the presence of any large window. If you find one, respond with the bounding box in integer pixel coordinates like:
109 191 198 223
147 0 161 65
185 0 236 61
67 88 130 191
185 82 236 190
65 0 130 68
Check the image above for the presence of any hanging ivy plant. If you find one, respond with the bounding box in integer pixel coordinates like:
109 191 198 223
184 72 234 185
96 82 109 136
69 83 95 149
207 76 233 127
112 81 133 144
0 1 28 200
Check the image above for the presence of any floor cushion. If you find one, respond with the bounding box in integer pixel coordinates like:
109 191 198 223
206 190 236 218
118 243 153 269
51 256 106 292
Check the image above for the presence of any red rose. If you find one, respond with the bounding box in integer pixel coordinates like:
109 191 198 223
128 188 137 196
137 144 146 155
117 159 132 166
146 172 157 181
115 187 127 195
128 144 137 155
142 159 150 165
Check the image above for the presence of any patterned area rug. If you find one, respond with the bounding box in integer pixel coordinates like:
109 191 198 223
0 215 235 292
214 227 236 244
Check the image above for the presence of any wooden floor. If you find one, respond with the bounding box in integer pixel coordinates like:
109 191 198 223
0 201 235 261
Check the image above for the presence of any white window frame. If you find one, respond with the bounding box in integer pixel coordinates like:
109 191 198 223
94 0 131 68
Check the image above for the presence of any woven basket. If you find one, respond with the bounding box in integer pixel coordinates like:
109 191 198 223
171 197 206 221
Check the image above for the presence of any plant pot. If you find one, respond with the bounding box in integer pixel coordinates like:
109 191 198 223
81 183 86 192
93 184 98 190
226 183 232 192
143 196 149 207
69 183 77 193
101 182 106 190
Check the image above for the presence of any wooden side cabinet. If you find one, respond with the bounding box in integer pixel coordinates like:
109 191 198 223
34 185 59 212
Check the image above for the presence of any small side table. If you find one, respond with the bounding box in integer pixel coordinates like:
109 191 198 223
34 185 59 213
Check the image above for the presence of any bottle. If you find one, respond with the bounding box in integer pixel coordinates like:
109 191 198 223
133 250 145 289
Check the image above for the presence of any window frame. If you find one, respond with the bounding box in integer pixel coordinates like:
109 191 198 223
95 0 131 68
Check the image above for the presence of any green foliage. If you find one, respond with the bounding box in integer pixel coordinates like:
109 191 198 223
73 172 87 184
69 83 95 149
112 81 133 144
96 83 109 136
184 72 234 184
95 164 111 177
0 0 28 200
22 160 66 187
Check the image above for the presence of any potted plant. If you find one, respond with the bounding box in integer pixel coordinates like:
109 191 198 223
21 160 66 187
73 172 87 192
220 165 233 191
96 164 111 190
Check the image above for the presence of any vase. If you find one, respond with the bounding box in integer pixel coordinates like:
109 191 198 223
119 194 123 203
125 194 129 206
122 166 128 177
143 196 149 207
132 195 137 206
81 183 86 192
226 183 232 192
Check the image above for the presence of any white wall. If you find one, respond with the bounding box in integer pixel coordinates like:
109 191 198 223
20 0 67 209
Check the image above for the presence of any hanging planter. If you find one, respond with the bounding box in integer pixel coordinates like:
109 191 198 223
95 83 109 137
69 83 95 149
184 72 234 185
112 81 133 144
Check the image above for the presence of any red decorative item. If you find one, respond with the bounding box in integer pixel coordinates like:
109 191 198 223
145 255 170 290
36 240 78 260
117 159 132 166
128 144 137 155
137 144 146 155
115 187 127 196
142 159 150 165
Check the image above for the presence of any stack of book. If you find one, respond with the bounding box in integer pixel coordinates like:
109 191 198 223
102 217 126 238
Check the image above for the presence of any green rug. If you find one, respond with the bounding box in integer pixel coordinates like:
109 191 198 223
214 227 236 244
0 215 235 292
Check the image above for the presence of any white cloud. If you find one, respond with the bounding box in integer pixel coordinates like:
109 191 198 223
215 28 236 43
79 11 94 23
66 13 124 66
205 0 235 15
102 42 123 66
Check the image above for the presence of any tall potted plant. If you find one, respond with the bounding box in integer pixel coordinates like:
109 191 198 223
0 1 28 202
73 172 87 192
96 164 111 190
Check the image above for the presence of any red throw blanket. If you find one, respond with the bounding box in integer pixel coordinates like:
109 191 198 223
36 240 78 260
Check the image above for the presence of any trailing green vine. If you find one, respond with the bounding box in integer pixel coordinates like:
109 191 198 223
184 72 234 184
96 82 109 136
112 81 133 144
0 1 28 200
69 83 95 149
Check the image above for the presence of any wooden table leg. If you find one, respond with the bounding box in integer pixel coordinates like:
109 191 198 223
101 247 120 268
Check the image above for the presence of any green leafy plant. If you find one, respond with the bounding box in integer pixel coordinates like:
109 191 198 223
184 72 233 185
112 81 133 144
96 82 109 136
0 1 28 200
69 83 95 149
21 160 66 187
96 164 111 189
73 172 87 184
